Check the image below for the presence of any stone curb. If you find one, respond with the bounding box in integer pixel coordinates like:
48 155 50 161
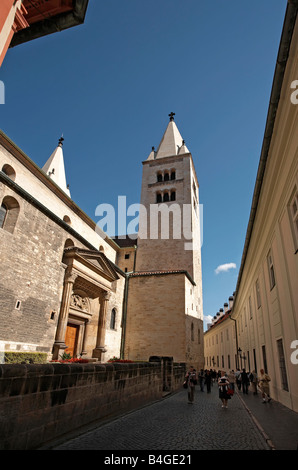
236 390 275 450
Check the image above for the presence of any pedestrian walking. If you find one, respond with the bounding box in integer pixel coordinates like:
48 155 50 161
199 369 205 392
227 370 235 391
205 369 212 393
185 366 197 404
218 371 231 409
249 370 258 395
258 369 272 403
241 368 249 394
211 369 217 386
235 368 242 390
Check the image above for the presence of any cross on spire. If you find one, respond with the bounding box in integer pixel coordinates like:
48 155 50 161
168 112 175 122
58 135 64 147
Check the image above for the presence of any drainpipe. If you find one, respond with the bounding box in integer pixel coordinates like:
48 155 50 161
133 244 137 272
120 243 136 358
229 315 239 369
120 274 129 359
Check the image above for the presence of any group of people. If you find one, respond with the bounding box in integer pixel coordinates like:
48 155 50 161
184 366 272 407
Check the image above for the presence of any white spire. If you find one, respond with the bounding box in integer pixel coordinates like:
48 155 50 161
148 113 189 160
42 136 71 197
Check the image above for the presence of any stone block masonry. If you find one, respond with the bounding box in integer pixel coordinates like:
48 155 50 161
0 360 186 450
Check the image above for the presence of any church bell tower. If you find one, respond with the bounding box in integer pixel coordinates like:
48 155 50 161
124 114 204 368
135 113 203 319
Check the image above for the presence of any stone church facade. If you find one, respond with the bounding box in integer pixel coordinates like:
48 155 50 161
0 116 204 369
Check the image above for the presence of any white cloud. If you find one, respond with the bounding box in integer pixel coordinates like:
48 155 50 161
203 315 214 331
215 262 236 275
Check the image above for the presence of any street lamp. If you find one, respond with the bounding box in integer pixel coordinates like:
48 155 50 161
238 348 247 369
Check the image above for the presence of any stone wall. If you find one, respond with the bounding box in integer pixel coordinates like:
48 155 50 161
0 360 186 450
0 172 125 361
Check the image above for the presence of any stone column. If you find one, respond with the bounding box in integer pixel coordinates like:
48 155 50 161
93 291 111 360
81 319 91 357
52 268 77 360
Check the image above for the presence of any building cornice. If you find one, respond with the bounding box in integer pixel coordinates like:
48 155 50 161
129 269 196 286
232 0 298 313
10 0 89 47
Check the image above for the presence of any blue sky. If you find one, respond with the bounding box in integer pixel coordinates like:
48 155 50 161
0 0 287 329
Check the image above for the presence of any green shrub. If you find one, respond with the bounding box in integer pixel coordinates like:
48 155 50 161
4 352 48 364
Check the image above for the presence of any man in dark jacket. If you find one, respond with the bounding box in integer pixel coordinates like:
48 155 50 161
241 368 249 394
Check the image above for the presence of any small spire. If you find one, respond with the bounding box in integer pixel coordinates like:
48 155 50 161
58 135 64 147
168 112 175 122
42 135 70 197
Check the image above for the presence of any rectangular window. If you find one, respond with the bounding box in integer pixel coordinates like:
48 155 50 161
262 345 268 374
253 349 257 372
256 278 261 308
125 253 130 259
249 296 253 319
247 351 250 372
267 250 276 290
288 188 298 252
277 339 289 391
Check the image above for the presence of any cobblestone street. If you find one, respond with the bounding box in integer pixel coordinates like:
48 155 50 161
51 385 270 451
